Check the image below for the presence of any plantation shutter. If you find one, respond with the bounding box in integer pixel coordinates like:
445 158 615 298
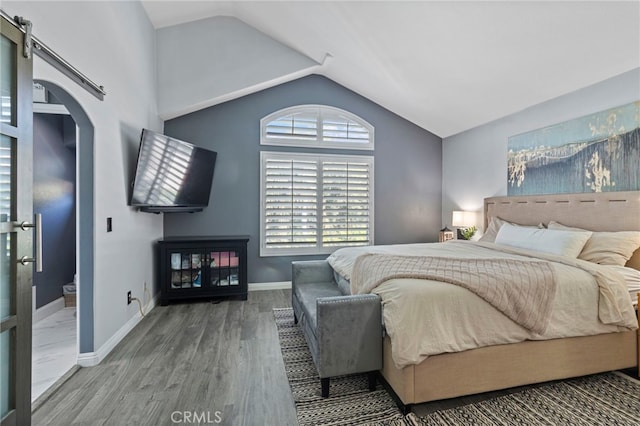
260 105 374 256
261 105 374 150
263 109 318 142
322 160 372 247
261 152 373 255
263 157 318 250
321 111 371 145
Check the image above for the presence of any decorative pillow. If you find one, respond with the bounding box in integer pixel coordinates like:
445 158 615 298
547 221 640 266
479 216 543 243
495 223 592 258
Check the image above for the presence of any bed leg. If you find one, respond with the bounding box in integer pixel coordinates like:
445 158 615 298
367 371 377 391
399 403 413 415
377 371 413 414
321 378 330 398
293 312 298 324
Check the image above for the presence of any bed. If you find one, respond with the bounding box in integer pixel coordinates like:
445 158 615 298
328 191 640 410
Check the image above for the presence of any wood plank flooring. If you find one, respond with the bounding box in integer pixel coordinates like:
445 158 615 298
32 289 639 424
32 289 298 426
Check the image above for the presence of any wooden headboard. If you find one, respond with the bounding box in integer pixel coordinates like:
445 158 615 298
484 191 640 270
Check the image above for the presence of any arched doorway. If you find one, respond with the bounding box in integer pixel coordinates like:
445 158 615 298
33 80 94 363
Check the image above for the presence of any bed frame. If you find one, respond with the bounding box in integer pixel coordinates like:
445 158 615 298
381 191 640 411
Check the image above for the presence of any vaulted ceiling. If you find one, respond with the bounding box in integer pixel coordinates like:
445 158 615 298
142 1 640 138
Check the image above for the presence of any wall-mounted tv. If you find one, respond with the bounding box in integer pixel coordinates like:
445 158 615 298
129 129 217 213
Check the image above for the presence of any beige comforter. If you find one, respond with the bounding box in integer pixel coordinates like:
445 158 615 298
327 241 638 368
351 254 556 334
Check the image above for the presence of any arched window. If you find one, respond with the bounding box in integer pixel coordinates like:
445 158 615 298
261 105 374 150
260 105 374 256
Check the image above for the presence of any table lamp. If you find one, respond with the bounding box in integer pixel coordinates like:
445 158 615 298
452 211 478 240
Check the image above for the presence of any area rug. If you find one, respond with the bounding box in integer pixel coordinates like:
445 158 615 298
408 372 640 426
273 308 407 426
275 307 640 426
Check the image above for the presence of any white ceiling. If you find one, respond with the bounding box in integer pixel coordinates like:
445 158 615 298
141 1 640 138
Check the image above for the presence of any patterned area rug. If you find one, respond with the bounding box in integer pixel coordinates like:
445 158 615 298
273 308 407 426
275 307 640 426
408 372 640 426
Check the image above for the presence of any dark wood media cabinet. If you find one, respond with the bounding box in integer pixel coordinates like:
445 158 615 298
158 236 249 305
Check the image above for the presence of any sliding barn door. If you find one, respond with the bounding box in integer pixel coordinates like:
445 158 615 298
1 14 34 426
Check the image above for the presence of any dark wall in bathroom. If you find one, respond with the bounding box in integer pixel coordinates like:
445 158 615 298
33 113 77 308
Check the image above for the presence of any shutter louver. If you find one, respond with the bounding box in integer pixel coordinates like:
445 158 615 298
322 160 371 247
261 105 373 150
264 158 318 249
264 111 317 142
322 113 370 145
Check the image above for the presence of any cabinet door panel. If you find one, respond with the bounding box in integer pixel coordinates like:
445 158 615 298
169 250 203 289
208 249 239 287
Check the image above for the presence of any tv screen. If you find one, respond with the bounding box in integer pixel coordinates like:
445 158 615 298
129 129 217 213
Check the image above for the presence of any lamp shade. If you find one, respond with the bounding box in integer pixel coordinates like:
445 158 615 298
452 211 477 227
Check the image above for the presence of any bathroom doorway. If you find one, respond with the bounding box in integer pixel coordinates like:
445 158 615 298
31 86 78 401
30 80 95 404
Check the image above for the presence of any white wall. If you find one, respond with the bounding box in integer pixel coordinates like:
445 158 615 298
4 1 164 353
442 68 640 232
157 15 321 120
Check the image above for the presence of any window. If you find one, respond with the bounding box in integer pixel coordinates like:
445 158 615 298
261 105 374 150
260 105 375 256
260 151 374 256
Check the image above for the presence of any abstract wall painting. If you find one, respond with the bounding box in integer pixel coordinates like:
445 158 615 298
507 101 639 195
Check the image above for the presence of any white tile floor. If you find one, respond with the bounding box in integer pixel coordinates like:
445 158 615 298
32 307 77 402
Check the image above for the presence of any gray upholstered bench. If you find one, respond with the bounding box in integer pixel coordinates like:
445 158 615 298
291 260 382 397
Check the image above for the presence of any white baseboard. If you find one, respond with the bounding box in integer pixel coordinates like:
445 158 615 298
76 283 287 367
248 281 291 291
33 296 65 323
77 293 158 367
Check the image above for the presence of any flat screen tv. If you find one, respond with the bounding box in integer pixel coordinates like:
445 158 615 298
129 129 217 213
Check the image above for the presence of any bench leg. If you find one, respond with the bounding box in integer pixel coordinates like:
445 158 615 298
367 371 377 391
321 378 330 398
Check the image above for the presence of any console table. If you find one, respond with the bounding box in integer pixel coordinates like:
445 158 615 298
158 236 249 305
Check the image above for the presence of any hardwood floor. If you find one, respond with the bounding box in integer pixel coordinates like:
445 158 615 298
32 289 298 426
32 289 639 424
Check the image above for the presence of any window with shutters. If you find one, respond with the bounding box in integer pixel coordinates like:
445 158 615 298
260 151 374 256
260 105 374 150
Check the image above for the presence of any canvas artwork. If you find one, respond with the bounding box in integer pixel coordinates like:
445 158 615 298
507 101 640 195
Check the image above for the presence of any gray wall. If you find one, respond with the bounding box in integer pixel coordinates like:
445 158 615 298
442 68 640 231
164 74 442 283
33 113 76 308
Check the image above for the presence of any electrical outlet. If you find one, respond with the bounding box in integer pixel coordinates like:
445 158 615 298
127 291 132 305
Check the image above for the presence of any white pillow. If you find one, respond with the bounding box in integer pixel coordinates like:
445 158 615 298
547 221 640 266
495 223 592 258
478 217 543 243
